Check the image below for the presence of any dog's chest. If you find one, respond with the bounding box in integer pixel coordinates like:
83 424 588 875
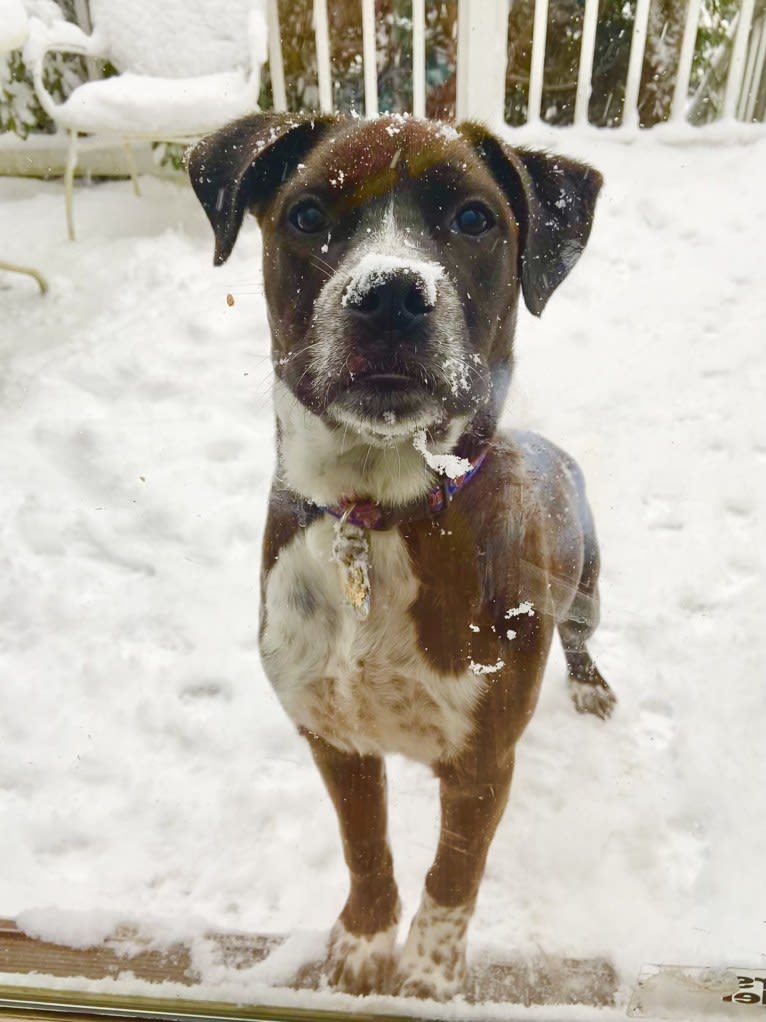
260 518 481 763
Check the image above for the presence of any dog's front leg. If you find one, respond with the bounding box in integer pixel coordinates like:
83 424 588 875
303 730 401 995
397 753 515 1000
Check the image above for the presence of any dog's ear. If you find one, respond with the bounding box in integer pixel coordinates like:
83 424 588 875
459 122 602 316
187 112 339 265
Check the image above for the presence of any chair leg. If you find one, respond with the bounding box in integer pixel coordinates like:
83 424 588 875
124 141 141 197
0 260 49 295
65 130 78 241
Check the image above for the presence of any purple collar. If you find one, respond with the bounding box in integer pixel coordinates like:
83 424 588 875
319 448 488 531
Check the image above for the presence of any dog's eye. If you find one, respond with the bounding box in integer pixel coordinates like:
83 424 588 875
453 204 494 236
289 200 329 234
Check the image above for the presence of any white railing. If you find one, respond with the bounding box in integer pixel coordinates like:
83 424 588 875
265 0 766 131
740 7 766 118
726 0 758 118
361 0 378 116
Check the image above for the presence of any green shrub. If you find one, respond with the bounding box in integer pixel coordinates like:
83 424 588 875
0 0 89 138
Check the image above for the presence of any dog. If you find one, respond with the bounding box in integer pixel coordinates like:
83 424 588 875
188 112 615 1001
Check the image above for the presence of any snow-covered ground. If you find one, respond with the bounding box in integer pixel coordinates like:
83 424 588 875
1 131 765 1019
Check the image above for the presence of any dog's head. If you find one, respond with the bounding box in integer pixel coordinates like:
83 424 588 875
189 114 601 457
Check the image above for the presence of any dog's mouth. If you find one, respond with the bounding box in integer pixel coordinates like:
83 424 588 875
327 364 444 440
338 356 435 404
353 372 413 388
343 353 425 388
302 331 488 444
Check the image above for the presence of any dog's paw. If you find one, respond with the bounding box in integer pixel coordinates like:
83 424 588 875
396 966 467 1002
568 673 616 719
395 892 470 1001
325 919 398 996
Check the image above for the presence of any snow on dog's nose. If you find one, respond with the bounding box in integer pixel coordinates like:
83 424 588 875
342 253 444 334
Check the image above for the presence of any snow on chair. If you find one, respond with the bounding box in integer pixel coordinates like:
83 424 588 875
24 0 270 241
0 0 48 293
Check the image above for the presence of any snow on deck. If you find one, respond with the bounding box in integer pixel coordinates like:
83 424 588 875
0 133 765 1016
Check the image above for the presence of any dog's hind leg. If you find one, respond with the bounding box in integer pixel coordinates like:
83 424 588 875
303 731 401 995
558 523 616 720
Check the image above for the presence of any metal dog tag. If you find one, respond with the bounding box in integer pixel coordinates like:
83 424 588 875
331 514 371 620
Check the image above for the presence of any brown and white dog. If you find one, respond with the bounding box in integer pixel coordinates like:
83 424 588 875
189 113 615 1001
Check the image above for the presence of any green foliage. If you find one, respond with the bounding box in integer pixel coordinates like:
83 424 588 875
0 0 90 138
152 141 188 172
694 0 741 75
689 0 741 122
0 50 46 137
0 43 87 138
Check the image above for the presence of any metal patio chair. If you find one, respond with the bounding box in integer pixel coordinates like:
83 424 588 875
25 0 269 240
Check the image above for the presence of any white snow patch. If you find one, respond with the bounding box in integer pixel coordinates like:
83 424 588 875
505 601 535 619
443 356 472 396
412 429 472 479
16 908 126 950
436 122 460 142
469 659 506 676
48 70 263 137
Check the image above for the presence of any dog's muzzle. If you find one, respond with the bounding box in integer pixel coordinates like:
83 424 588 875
304 248 479 438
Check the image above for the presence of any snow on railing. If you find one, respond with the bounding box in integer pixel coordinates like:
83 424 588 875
621 0 653 131
265 0 766 131
725 0 757 119
313 0 332 113
265 0 287 111
412 0 425 118
740 10 766 119
671 0 703 125
361 0 378 116
574 0 599 127
525 0 548 126
455 0 507 124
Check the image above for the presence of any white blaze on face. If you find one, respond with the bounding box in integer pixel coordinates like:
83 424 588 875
340 198 447 312
412 429 471 479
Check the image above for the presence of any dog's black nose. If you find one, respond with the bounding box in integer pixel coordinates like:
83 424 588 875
345 275 434 332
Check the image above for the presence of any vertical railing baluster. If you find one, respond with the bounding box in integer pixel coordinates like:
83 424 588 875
724 0 756 120
412 0 426 117
361 0 378 117
267 0 287 111
742 14 766 121
735 3 765 121
574 0 599 126
456 0 507 124
313 0 333 114
670 0 701 123
455 0 470 120
527 0 549 124
622 0 652 129
737 11 760 119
